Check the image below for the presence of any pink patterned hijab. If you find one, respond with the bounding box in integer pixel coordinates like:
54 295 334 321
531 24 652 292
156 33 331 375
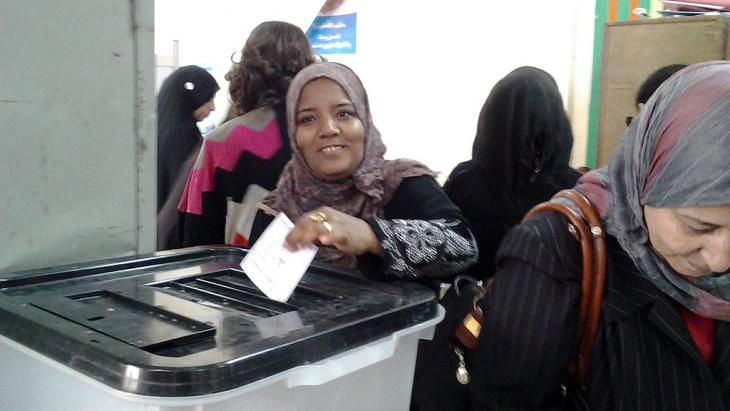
261 62 436 267
577 61 730 320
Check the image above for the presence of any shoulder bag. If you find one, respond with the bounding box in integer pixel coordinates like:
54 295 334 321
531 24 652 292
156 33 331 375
411 189 606 410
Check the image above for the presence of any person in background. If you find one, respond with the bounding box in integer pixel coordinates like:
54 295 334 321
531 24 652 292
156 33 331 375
636 63 687 111
469 61 730 410
443 66 580 280
156 65 219 213
166 21 315 249
624 63 687 127
249 62 477 281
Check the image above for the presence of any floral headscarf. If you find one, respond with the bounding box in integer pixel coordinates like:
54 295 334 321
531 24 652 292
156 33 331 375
261 62 435 267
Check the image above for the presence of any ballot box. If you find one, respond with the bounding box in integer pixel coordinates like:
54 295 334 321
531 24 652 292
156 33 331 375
0 247 442 410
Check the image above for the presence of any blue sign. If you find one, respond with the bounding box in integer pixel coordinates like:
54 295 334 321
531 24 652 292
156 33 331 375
306 13 357 55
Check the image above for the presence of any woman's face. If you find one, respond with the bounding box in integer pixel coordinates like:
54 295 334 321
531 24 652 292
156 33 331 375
193 98 216 121
645 205 730 277
294 78 365 182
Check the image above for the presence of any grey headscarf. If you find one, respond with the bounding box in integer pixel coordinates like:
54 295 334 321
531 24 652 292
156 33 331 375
577 61 730 320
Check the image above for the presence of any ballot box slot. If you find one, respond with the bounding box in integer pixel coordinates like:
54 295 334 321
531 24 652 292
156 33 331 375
29 290 216 353
156 281 282 318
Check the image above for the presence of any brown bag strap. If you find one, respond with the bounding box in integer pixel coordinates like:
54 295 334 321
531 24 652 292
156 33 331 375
453 189 606 385
522 189 606 384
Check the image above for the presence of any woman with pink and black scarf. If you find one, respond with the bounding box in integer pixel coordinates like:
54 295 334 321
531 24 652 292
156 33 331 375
164 21 314 250
467 61 730 410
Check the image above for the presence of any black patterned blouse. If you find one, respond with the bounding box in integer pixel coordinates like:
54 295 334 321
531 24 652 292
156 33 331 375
250 175 477 283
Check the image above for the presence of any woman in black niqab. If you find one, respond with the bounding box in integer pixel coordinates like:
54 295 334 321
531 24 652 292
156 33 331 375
444 66 580 279
157 65 219 212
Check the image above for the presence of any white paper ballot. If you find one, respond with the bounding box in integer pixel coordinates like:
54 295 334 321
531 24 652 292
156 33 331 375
240 212 317 302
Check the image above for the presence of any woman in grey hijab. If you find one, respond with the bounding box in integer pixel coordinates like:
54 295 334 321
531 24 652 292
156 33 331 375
468 61 730 410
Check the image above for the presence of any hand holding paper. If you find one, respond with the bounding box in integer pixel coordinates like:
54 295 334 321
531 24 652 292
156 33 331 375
240 213 317 302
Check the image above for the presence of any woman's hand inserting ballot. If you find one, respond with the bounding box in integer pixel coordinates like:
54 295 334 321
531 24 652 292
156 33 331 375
285 206 383 258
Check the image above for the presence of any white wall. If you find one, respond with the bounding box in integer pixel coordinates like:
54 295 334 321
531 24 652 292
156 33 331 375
156 0 595 181
0 0 156 272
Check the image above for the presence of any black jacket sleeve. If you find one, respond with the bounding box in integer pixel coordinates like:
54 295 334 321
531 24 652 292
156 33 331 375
248 176 477 280
468 211 582 410
357 175 477 280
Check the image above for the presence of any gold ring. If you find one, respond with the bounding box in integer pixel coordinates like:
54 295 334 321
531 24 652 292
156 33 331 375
322 221 333 233
308 211 327 224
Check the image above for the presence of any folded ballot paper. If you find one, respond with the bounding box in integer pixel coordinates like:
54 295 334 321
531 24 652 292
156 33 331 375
240 213 318 302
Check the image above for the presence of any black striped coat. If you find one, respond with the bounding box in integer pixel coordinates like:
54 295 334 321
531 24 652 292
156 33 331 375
468 212 730 410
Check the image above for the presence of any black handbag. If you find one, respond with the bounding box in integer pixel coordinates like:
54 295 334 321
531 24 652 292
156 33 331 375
411 276 484 411
411 189 607 410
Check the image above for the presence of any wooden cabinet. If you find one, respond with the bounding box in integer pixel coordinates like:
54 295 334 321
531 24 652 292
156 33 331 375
597 16 730 166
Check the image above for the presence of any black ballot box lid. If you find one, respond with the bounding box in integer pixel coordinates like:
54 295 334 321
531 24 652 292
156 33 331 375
0 246 438 397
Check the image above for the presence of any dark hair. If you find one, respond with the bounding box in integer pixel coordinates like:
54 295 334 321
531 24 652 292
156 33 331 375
225 21 314 114
635 64 687 107
452 66 580 218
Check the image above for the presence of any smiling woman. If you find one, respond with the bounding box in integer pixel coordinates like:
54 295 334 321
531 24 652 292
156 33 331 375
294 78 365 182
248 62 477 283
